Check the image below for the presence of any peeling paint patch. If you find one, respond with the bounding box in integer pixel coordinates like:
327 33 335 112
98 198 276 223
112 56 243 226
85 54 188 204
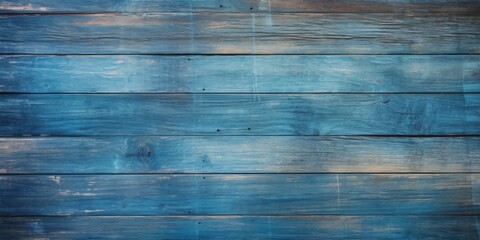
84 209 104 213
48 176 61 184
0 3 48 11
219 175 250 181
60 190 96 196
78 15 162 26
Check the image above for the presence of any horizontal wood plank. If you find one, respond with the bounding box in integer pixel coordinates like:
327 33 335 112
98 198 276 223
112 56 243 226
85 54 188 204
0 136 479 173
0 174 477 215
0 94 478 135
1 55 479 93
1 0 479 13
1 13 479 54
1 216 478 239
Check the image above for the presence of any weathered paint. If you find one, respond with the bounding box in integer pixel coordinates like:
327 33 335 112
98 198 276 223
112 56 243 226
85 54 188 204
1 0 479 238
1 0 479 13
1 13 479 54
0 94 478 135
1 55 479 93
0 136 478 173
1 216 478 239
0 174 476 215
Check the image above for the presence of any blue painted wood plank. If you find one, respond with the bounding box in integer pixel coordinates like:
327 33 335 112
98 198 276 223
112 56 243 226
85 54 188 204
1 0 479 13
1 55 479 93
0 174 476 215
0 94 478 135
1 13 479 54
1 216 478 239
0 136 478 173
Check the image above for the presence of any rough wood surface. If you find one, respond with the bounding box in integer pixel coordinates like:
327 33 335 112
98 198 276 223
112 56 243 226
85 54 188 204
1 55 479 93
0 136 478 174
1 0 479 238
0 174 477 215
1 0 479 13
0 94 478 135
1 13 479 54
1 216 478 239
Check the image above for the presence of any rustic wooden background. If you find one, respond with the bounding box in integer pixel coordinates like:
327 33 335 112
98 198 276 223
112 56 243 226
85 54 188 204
0 0 479 239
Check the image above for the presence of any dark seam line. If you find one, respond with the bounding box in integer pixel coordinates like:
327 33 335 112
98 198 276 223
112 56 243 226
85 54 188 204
1 92 479 95
0 11 479 15
1 53 480 56
1 134 480 137
1 172 479 176
0 214 478 218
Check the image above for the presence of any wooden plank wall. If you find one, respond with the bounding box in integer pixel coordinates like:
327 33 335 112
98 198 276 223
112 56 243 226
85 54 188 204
0 0 479 239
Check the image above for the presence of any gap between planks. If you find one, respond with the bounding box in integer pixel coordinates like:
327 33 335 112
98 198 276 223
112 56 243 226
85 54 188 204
1 92 480 95
2 173 480 175
2 214 480 217
3 53 480 56
2 134 480 137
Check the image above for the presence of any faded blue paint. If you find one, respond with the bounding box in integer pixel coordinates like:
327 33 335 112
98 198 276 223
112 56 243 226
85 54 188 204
0 174 476 215
0 136 478 174
1 216 478 239
0 1 479 239
0 94 478 135
1 13 479 54
0 55 479 93
1 0 479 13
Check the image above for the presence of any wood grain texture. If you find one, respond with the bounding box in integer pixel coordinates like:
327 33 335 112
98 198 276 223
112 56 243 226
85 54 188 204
1 136 479 174
1 13 480 54
1 216 478 239
0 94 478 135
1 55 479 93
0 174 477 215
1 0 479 13
1 0 479 238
